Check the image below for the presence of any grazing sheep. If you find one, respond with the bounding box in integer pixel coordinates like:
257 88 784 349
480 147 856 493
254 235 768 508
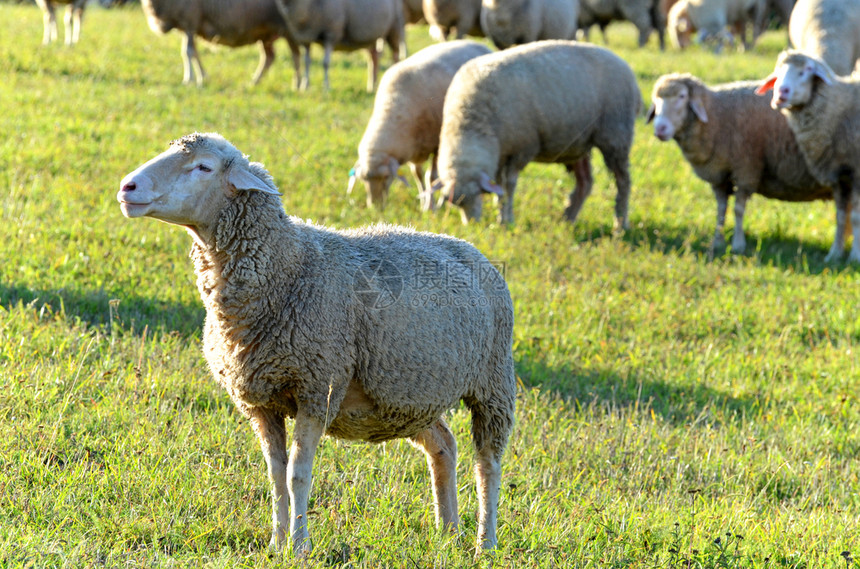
668 0 765 52
436 40 640 226
141 0 295 86
350 40 492 210
647 73 831 255
480 0 580 48
116 132 516 556
578 0 663 50
423 0 484 40
758 50 860 262
275 0 406 92
36 0 86 46
788 0 860 75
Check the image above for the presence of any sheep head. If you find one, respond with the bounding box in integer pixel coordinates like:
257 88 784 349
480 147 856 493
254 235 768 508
756 50 835 111
437 171 503 224
646 74 708 141
117 133 279 237
348 156 401 210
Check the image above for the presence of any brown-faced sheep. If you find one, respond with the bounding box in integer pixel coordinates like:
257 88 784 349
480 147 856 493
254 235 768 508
275 0 406 91
480 0 580 48
788 0 860 76
116 132 516 556
647 73 831 255
36 0 86 45
758 50 860 262
435 40 640 227
141 0 295 85
350 40 493 210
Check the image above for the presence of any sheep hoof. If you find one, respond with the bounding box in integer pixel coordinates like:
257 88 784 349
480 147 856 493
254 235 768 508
824 249 844 263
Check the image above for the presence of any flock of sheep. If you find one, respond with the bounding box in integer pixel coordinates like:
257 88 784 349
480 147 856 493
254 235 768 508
39 0 851 558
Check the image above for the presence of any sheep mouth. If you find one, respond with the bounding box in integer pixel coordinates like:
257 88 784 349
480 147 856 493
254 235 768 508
655 132 673 142
772 96 794 110
118 200 153 218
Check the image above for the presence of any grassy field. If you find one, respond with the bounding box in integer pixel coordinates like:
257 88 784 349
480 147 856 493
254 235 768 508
1 3 859 567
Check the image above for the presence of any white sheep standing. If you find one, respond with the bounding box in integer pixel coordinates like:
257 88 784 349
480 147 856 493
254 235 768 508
349 40 493 210
480 0 580 48
35 0 87 46
435 40 641 226
758 50 860 262
647 73 831 255
668 0 765 52
274 0 406 92
578 0 664 50
788 0 860 76
423 0 484 40
141 0 296 86
116 132 516 556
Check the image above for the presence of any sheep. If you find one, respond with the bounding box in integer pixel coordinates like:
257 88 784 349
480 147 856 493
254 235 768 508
788 0 860 76
668 0 766 52
349 40 493 211
423 0 484 40
435 40 640 226
480 0 580 49
577 0 664 50
35 0 86 46
274 0 406 92
646 73 831 256
116 132 516 557
758 50 860 262
140 0 296 86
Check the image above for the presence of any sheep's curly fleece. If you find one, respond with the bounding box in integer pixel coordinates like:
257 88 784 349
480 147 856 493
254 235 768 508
180 134 515 448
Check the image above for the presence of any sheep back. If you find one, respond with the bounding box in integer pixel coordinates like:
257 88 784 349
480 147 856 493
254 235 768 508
789 0 860 75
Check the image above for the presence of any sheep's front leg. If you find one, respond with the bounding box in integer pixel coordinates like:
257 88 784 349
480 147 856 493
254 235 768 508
249 408 289 550
288 410 325 557
499 166 518 225
731 190 750 253
366 46 380 92
41 3 58 45
181 31 205 86
409 418 459 531
711 182 730 252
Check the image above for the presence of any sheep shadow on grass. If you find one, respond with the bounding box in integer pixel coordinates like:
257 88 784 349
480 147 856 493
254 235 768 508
617 220 854 274
0 281 205 337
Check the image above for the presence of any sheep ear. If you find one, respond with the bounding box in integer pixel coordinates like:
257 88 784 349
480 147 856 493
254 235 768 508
689 96 708 123
811 61 834 85
756 75 777 95
479 172 504 197
645 103 656 124
228 167 279 195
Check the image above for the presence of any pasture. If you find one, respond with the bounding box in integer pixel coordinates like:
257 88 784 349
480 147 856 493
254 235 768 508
1 3 859 567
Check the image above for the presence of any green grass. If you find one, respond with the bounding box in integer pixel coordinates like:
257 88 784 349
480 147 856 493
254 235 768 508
1 3 859 567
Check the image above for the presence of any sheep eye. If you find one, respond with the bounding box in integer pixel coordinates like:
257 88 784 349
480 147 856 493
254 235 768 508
196 164 212 173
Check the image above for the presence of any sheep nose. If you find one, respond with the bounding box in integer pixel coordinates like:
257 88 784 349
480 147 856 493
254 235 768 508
778 85 790 98
122 181 137 192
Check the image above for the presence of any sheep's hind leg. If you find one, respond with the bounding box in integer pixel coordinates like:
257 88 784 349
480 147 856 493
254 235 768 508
467 391 515 552
563 154 592 223
181 32 205 86
603 148 631 232
249 408 289 551
287 410 324 558
847 187 860 264
731 190 750 254
251 40 276 85
409 418 459 532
